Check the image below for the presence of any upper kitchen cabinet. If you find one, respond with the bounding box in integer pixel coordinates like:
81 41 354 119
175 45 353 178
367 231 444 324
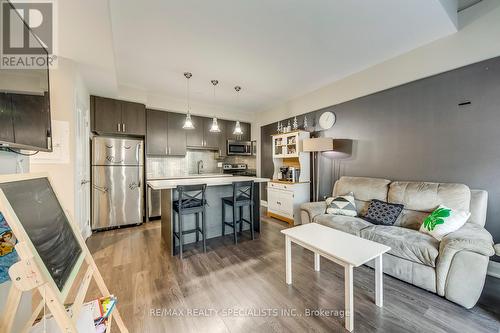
185 115 204 147
226 121 251 141
203 117 222 149
146 109 168 156
167 112 187 156
146 110 187 156
91 96 146 136
122 101 146 135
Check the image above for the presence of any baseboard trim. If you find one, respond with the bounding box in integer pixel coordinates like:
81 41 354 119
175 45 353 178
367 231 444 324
487 260 500 278
260 200 267 207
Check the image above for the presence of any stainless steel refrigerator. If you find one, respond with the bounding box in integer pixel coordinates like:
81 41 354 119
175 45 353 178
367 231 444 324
91 136 144 230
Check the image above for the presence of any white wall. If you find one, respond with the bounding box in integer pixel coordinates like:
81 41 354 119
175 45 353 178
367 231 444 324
253 0 500 178
30 57 90 237
255 0 500 126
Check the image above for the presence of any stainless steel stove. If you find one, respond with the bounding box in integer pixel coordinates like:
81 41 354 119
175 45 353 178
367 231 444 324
222 163 256 176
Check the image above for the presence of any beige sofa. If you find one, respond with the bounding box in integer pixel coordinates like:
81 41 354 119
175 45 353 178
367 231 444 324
300 176 495 308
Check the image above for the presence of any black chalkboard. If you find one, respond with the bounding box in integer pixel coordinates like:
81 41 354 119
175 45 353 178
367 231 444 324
0 177 82 291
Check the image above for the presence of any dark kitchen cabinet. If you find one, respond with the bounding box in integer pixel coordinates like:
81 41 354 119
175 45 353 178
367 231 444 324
0 93 14 144
11 93 49 149
91 96 146 135
146 110 187 156
92 96 122 134
185 115 204 147
146 109 168 156
122 101 146 135
167 112 187 156
217 119 228 157
203 117 222 149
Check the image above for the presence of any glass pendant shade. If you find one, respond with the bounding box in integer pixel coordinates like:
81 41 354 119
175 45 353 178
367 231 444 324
233 121 243 135
183 72 195 129
209 117 221 133
183 113 195 129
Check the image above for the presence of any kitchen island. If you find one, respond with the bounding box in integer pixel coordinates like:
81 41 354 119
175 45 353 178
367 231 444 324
147 176 269 256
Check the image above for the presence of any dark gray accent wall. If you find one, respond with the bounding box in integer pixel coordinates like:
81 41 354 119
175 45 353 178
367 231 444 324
261 56 500 261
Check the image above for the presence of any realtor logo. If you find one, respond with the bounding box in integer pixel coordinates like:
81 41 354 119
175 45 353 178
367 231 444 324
1 0 57 68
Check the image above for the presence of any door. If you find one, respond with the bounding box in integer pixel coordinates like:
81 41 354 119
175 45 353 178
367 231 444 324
92 165 143 229
93 96 122 134
11 93 48 149
185 115 204 147
167 112 187 155
146 109 168 155
0 93 14 144
92 137 143 166
203 117 221 148
75 106 91 238
122 101 146 135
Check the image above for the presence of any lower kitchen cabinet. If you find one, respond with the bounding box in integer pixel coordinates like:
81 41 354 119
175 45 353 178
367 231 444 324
267 181 310 225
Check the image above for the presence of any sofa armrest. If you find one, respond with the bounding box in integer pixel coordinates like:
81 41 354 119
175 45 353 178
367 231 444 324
436 223 494 297
439 223 495 257
300 201 326 224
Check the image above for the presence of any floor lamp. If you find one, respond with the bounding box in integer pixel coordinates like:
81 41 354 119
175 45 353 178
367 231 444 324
303 137 334 202
323 139 353 185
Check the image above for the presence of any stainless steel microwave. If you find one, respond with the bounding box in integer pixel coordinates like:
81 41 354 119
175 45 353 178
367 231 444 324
227 140 253 155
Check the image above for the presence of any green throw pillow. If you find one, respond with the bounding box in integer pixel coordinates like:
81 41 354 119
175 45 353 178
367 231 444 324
419 205 470 241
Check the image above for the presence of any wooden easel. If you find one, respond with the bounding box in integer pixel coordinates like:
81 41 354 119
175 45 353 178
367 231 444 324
0 173 129 333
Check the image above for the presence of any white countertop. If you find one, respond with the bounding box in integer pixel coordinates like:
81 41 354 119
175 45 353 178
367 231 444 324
147 173 231 181
147 176 270 190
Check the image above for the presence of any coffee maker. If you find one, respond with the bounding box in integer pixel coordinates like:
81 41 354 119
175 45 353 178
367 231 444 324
279 166 289 181
279 166 301 182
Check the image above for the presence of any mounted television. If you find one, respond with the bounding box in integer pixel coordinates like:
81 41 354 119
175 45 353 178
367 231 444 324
0 1 52 152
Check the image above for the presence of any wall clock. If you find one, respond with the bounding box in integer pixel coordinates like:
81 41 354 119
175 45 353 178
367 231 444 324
318 111 336 130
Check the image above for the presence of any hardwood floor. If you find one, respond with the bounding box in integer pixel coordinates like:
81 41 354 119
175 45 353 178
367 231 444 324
85 214 500 333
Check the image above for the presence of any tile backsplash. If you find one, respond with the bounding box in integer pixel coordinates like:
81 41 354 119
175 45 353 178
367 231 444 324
147 149 256 179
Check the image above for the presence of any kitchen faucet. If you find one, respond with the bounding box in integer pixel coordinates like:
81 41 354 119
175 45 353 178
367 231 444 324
197 160 204 174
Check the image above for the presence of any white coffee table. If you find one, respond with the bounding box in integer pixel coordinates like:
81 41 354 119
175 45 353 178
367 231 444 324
281 223 391 332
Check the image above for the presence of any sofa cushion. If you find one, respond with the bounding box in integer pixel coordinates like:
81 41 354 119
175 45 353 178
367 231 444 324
315 214 373 236
333 177 391 216
333 176 390 201
388 181 471 212
360 225 439 267
388 181 471 229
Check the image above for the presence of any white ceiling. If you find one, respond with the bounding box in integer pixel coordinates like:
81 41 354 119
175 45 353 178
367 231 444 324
60 0 460 112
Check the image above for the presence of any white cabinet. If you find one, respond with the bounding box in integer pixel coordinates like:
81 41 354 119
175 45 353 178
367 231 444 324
267 182 310 225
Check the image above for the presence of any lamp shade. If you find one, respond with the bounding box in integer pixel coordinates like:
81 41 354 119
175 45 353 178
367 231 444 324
322 139 353 159
302 137 334 152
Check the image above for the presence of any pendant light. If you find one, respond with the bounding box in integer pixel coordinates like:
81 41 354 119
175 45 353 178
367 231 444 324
183 72 195 129
233 86 243 135
209 80 221 133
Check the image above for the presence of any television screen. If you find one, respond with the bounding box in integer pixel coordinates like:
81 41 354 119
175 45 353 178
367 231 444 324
0 1 52 151
0 178 82 291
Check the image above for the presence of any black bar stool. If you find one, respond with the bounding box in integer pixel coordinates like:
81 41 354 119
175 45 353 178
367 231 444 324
222 181 255 244
173 184 207 259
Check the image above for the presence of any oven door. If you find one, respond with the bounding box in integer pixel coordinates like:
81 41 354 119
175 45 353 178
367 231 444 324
227 140 252 155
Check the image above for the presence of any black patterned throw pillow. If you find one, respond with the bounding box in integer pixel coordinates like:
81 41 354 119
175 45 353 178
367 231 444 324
363 199 404 225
